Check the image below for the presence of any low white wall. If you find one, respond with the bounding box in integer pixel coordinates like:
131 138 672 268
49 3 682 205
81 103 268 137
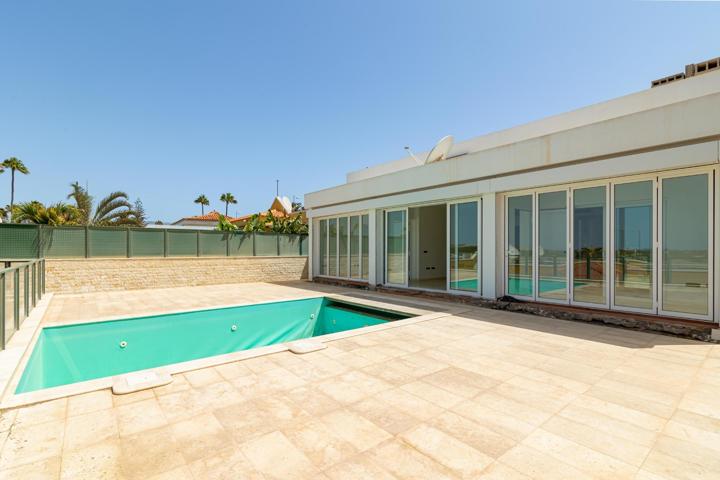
46 256 309 293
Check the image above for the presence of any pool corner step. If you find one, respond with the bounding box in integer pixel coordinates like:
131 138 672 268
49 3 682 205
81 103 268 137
112 369 172 395
288 340 327 354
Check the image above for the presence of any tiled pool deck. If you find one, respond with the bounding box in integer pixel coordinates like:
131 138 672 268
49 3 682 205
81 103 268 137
1 281 719 479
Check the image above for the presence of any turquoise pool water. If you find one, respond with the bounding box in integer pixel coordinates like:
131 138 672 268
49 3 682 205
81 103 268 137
16 297 410 393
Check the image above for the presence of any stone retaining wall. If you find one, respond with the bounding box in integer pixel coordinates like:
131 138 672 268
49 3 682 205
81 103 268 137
46 257 308 293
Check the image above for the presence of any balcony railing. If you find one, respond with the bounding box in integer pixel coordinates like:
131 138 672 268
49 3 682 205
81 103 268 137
0 259 46 350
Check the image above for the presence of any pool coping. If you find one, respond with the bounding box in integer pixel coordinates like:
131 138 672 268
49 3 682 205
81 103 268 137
0 292 467 409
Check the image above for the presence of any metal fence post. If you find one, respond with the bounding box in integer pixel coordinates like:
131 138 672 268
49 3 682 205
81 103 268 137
13 269 20 330
41 259 46 295
0 273 5 350
226 233 230 257
196 230 200 257
84 226 90 258
276 234 280 256
23 265 29 317
163 229 168 257
31 263 36 308
252 233 256 256
37 225 42 258
127 228 132 258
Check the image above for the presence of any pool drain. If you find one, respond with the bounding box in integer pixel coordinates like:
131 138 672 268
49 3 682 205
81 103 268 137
119 340 128 348
231 325 238 332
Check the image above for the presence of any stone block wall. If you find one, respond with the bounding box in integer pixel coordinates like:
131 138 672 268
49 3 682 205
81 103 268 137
45 256 308 293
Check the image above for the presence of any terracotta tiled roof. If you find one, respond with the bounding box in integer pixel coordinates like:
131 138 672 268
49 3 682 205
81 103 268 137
177 210 241 222
231 209 294 224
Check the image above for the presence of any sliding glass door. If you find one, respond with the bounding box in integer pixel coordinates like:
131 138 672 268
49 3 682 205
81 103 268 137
449 201 479 292
572 186 607 306
659 173 712 319
385 209 407 286
507 195 533 297
538 191 568 302
504 167 714 320
318 213 370 281
613 181 654 311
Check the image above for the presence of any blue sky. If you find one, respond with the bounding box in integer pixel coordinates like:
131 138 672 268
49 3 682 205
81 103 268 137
1 1 718 222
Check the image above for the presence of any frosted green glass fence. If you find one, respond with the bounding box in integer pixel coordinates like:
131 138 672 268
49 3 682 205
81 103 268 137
0 224 308 259
1 259 45 350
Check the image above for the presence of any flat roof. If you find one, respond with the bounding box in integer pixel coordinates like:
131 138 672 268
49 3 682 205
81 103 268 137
345 69 720 183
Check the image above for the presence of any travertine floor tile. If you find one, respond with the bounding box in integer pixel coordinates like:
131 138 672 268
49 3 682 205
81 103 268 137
0 455 60 479
67 390 113 417
116 398 168 437
367 439 455 480
400 424 494 478
63 408 119 451
118 426 185 480
14 398 67 428
169 413 232 463
240 431 319 479
4 282 719 479
284 417 358 470
0 419 64 470
60 439 122 480
320 409 392 452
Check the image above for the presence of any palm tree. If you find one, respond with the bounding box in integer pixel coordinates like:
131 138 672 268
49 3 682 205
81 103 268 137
219 193 237 217
68 182 93 225
92 191 135 226
215 214 238 232
2 157 30 222
194 194 210 215
13 201 81 225
67 182 144 226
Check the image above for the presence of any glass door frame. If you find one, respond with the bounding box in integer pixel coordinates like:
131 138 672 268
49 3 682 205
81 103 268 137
569 180 611 310
534 186 571 305
384 207 408 288
609 177 657 315
446 198 482 296
657 167 714 321
504 191 536 302
503 165 715 322
316 212 369 281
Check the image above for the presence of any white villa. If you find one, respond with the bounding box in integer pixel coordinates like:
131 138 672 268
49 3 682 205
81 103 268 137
305 58 720 326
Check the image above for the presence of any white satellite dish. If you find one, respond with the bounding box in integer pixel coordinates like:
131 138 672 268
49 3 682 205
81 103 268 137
425 135 454 164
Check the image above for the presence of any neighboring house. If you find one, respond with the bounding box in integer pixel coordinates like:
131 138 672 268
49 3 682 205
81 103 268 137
171 210 240 229
304 57 720 325
231 196 305 228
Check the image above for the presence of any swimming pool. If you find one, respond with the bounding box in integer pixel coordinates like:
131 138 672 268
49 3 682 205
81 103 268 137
16 297 411 393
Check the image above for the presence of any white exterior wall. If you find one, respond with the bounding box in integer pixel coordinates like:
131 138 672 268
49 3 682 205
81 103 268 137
305 71 720 318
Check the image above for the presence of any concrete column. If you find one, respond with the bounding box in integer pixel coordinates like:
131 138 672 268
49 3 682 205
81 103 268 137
481 193 498 299
367 209 378 286
307 217 314 280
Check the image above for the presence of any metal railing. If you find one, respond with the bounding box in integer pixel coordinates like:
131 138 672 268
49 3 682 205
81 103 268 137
0 259 46 350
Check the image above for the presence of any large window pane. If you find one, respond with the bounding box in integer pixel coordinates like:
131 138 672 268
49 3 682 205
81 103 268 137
573 186 606 304
319 219 327 275
339 217 349 278
662 174 709 316
350 216 360 278
450 202 478 291
538 191 567 301
614 181 653 310
386 210 406 285
361 214 369 280
507 195 533 296
328 218 337 276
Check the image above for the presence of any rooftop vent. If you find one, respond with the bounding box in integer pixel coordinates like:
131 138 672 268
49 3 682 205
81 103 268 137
651 56 720 88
